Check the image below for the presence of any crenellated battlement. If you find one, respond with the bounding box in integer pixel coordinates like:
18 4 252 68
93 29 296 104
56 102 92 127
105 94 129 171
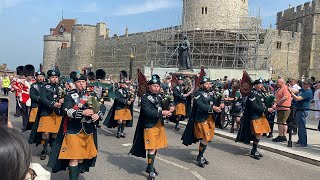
277 1 315 23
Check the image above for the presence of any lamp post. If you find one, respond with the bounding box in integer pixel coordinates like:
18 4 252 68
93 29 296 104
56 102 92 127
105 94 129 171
129 53 134 80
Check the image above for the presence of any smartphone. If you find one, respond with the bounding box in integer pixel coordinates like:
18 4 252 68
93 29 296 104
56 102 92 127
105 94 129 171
0 97 9 126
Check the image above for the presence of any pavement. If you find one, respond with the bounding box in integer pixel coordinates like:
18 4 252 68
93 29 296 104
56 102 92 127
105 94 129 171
3 93 320 180
129 102 320 167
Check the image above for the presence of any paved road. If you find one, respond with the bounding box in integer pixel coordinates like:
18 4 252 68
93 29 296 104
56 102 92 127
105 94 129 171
4 94 320 180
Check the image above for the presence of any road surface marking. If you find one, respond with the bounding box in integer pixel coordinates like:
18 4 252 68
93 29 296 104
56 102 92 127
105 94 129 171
122 143 133 147
191 171 206 180
156 156 189 170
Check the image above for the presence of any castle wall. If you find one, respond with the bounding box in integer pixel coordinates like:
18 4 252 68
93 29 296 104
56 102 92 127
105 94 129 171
95 31 152 79
70 24 97 72
56 48 71 76
182 0 248 31
42 34 71 73
276 0 320 78
267 30 301 79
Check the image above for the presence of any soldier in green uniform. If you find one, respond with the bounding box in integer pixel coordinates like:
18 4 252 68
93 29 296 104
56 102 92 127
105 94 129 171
236 79 273 160
129 74 174 180
48 73 106 180
28 70 47 158
182 76 223 168
104 70 134 138
37 69 64 160
173 75 191 131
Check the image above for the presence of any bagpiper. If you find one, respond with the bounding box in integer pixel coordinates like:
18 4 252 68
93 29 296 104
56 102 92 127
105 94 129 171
173 75 192 130
104 70 134 138
36 68 64 160
48 72 106 180
236 79 273 160
28 69 47 155
182 76 223 167
129 74 174 180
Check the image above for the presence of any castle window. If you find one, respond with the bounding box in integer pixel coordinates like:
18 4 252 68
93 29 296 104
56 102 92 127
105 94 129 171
133 45 136 56
91 50 95 57
205 7 208 14
202 7 204 15
112 48 116 58
276 42 282 50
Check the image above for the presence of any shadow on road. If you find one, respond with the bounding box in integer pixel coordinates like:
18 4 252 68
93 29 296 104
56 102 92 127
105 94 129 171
99 150 148 179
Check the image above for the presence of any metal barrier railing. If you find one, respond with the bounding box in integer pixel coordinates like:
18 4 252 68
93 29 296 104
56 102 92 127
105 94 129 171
272 105 320 147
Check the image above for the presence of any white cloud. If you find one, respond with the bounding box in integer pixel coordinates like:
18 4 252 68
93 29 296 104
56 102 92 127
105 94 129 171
75 2 98 13
0 0 29 13
114 0 177 16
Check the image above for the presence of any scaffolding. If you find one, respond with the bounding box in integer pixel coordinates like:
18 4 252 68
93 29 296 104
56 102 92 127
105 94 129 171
145 16 272 71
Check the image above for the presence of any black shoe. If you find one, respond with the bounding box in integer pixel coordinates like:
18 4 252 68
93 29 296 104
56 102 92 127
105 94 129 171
282 136 287 142
146 167 159 176
203 157 209 165
21 128 26 132
148 172 156 180
120 133 126 138
272 136 284 142
116 133 121 138
251 150 263 158
96 124 101 128
40 151 47 160
174 127 180 131
252 151 260 160
197 156 205 168
294 141 300 145
267 134 273 138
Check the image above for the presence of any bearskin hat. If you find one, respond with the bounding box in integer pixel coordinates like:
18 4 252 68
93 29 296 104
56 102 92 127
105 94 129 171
23 64 35 77
96 69 106 80
16 66 24 76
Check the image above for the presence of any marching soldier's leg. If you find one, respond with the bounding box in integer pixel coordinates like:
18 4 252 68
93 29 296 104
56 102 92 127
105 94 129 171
41 133 49 160
147 149 156 179
69 160 80 180
120 122 126 138
117 120 122 138
175 115 181 131
251 134 263 160
197 140 208 167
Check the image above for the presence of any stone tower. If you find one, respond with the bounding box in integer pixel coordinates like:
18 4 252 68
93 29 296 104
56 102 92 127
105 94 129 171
70 24 97 72
43 34 70 73
182 0 249 31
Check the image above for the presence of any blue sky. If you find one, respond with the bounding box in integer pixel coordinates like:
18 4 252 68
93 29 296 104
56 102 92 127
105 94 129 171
0 0 309 70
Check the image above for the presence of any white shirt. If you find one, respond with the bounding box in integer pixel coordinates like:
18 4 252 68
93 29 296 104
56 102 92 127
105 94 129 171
314 89 320 101
223 89 229 98
291 84 301 91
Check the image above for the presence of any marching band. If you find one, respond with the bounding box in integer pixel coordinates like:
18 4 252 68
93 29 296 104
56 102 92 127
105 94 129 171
9 64 279 180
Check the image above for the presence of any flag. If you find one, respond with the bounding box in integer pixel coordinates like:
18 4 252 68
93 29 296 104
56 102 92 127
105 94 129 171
240 71 252 96
170 73 178 91
195 66 205 89
137 68 148 97
40 63 43 72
